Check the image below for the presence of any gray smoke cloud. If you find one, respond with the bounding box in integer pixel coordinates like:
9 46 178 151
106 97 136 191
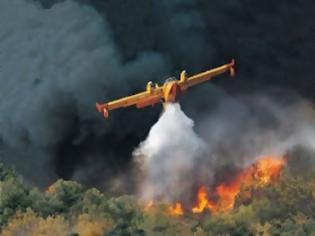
89 0 212 71
0 0 168 186
134 95 314 203
195 94 315 168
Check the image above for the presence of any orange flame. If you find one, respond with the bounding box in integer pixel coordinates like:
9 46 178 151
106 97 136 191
168 202 184 216
192 186 215 213
162 155 286 216
253 156 286 184
191 155 286 214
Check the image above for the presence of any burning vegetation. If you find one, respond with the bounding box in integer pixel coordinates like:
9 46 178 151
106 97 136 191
166 155 287 216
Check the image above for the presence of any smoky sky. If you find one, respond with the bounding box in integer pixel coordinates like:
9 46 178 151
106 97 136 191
0 0 314 190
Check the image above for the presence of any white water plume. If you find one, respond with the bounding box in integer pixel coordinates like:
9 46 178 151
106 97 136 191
133 103 206 202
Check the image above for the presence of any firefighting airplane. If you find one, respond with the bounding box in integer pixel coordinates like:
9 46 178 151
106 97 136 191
96 59 235 118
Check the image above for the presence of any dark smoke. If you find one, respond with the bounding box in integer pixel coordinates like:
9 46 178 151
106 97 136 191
0 0 168 187
0 0 314 190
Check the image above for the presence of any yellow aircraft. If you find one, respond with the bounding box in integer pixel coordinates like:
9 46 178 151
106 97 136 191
96 59 235 118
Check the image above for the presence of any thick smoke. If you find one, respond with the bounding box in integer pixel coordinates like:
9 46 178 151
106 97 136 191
134 95 314 203
0 0 314 189
88 0 211 71
195 93 315 166
0 0 168 186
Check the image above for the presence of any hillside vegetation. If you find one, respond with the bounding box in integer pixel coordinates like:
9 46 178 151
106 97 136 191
1 152 315 236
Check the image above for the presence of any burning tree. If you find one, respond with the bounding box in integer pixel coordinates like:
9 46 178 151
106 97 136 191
167 155 287 216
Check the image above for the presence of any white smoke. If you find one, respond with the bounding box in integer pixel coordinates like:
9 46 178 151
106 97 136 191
195 95 315 168
134 103 206 201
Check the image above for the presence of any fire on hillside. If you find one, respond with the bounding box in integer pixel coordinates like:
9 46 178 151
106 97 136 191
165 155 286 216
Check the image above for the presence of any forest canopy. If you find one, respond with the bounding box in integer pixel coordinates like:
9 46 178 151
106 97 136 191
1 148 315 236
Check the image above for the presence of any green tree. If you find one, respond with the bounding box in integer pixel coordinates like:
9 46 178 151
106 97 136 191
0 163 30 227
44 179 85 215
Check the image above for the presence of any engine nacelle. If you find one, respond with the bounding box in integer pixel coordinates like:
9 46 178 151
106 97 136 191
180 70 187 82
146 81 154 94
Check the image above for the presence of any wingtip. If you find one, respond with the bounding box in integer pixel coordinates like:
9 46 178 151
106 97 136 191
96 103 109 118
103 109 109 118
230 58 236 76
96 102 102 112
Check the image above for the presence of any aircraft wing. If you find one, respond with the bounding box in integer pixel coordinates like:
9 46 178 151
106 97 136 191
179 59 235 90
96 86 163 118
